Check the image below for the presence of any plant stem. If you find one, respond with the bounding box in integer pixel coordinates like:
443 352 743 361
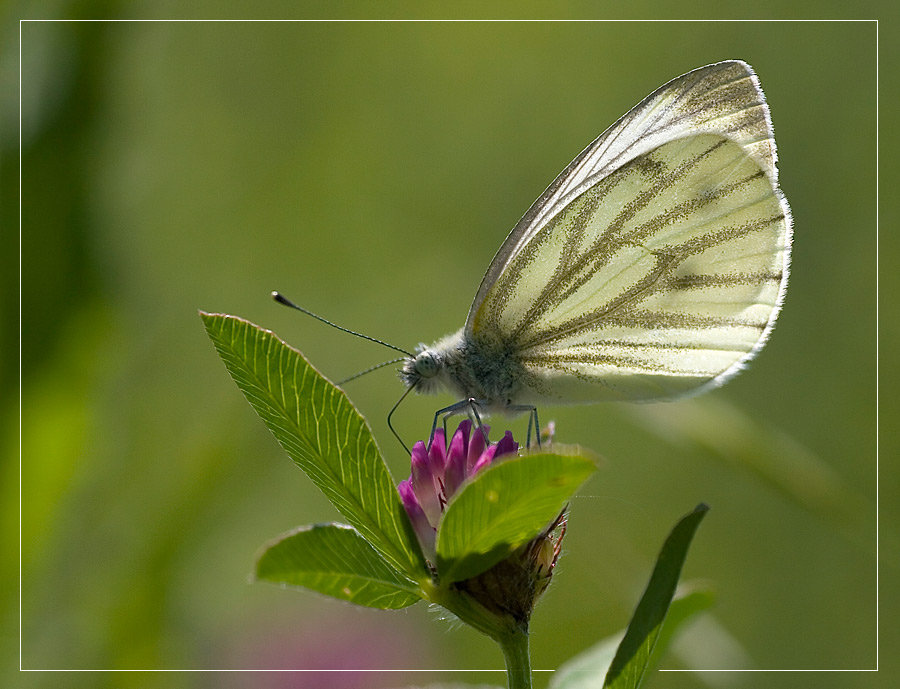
429 586 533 688
498 626 532 689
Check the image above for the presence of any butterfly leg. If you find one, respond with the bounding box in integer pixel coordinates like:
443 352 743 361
465 399 491 447
429 398 474 450
505 404 541 448
429 398 490 450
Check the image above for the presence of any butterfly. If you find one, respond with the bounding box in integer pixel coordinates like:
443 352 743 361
395 60 792 443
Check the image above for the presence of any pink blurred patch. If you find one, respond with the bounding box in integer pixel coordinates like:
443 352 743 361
222 605 434 689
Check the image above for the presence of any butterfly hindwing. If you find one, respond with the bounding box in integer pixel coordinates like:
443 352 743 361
469 133 790 403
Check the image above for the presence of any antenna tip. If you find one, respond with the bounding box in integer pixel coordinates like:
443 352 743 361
272 291 304 311
272 291 291 306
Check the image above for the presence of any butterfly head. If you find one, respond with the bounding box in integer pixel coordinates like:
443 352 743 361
413 349 440 378
400 346 443 393
402 328 470 392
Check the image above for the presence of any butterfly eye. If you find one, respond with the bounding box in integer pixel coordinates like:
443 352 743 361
414 351 439 378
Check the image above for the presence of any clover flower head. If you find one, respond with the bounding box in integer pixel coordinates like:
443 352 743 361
397 420 518 559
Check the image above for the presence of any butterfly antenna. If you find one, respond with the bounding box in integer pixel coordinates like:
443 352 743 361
337 358 405 385
272 291 413 357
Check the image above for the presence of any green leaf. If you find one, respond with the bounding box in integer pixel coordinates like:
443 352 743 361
201 312 426 580
648 582 716 670
602 504 710 689
436 449 596 583
256 523 422 609
550 584 715 689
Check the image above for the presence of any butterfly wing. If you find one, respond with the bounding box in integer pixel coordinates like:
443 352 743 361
468 129 791 402
467 60 783 337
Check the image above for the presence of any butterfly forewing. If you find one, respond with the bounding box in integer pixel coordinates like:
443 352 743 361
467 60 780 333
470 133 790 403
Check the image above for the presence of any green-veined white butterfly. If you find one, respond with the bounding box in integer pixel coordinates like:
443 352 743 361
398 60 791 438
276 60 791 447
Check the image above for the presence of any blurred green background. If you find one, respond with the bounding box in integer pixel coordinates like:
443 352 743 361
6 12 891 689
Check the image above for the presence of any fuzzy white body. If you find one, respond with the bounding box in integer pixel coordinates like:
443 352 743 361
400 330 534 416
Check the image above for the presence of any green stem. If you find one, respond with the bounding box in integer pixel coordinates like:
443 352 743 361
428 585 533 688
498 627 532 689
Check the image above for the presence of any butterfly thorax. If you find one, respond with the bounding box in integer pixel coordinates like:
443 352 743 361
400 329 528 415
